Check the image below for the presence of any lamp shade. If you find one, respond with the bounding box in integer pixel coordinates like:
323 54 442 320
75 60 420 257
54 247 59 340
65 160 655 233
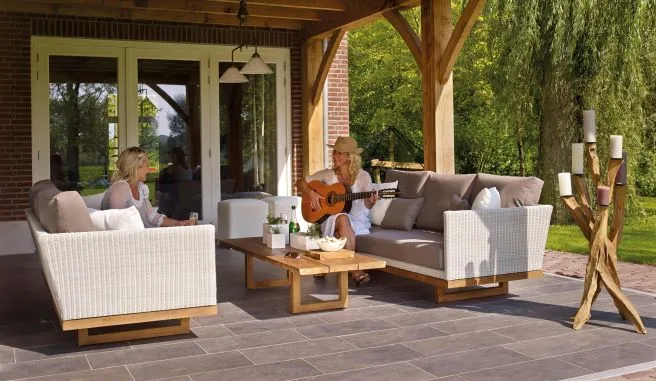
219 66 248 83
241 52 273 75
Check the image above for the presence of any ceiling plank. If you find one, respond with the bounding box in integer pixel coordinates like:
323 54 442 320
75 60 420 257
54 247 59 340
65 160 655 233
26 0 323 21
438 0 487 84
383 10 421 66
0 3 304 29
207 0 347 12
303 0 420 39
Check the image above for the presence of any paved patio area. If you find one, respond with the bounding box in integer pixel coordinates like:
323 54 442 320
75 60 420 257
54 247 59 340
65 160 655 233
1 248 656 381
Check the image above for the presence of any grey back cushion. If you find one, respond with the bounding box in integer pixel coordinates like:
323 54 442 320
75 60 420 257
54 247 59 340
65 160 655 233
470 173 544 208
32 181 98 233
381 198 424 231
384 169 429 198
415 173 476 231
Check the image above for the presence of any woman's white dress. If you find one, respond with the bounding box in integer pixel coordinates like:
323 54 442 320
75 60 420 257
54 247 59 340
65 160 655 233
306 169 372 237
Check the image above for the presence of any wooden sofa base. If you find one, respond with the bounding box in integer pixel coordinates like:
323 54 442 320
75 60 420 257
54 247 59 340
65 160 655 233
381 266 542 303
60 305 217 346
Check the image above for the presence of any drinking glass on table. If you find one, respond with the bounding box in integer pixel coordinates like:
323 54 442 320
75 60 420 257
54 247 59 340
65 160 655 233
189 212 199 225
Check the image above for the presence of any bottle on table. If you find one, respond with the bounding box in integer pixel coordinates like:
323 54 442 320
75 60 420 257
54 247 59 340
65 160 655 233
289 205 300 234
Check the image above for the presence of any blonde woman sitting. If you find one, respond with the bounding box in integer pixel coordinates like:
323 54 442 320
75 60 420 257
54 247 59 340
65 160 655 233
101 147 194 227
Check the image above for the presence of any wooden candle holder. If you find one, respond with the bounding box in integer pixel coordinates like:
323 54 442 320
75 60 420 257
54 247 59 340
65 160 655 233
560 143 646 333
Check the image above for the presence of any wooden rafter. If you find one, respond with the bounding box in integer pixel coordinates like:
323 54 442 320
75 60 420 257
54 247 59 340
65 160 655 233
311 29 346 105
438 0 486 84
146 84 190 129
209 0 348 11
0 2 304 29
383 10 421 66
303 0 420 39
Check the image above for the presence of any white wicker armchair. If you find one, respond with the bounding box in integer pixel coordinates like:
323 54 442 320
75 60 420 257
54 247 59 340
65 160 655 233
26 209 217 346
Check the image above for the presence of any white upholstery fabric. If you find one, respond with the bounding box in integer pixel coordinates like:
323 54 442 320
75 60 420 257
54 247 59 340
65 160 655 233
471 187 501 210
88 206 145 231
26 209 217 321
443 205 552 280
217 198 268 239
261 196 309 232
369 181 398 225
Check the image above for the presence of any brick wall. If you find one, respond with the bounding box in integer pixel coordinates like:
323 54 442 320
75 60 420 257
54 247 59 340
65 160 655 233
0 12 349 220
327 34 350 150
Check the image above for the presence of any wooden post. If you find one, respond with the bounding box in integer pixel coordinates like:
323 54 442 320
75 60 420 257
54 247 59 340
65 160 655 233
561 143 645 333
301 38 325 177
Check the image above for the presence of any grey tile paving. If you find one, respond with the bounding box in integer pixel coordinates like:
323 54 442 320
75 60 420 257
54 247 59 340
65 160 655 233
430 314 531 335
341 325 448 348
381 308 476 327
405 330 516 357
189 325 234 339
294 318 398 339
190 359 322 381
304 344 424 373
312 305 406 324
305 362 435 381
14 342 127 363
86 342 206 369
459 358 590 381
557 342 656 372
196 328 307 353
20 366 134 381
492 320 591 341
240 337 356 364
127 351 252 381
409 347 530 378
224 315 324 335
0 330 75 351
0 355 89 381
0 351 13 365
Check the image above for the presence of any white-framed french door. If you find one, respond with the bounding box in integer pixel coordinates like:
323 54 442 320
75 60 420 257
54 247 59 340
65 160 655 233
31 37 291 227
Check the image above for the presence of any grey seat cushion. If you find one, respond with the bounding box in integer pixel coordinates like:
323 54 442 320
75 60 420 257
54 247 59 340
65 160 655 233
356 227 444 270
470 173 544 208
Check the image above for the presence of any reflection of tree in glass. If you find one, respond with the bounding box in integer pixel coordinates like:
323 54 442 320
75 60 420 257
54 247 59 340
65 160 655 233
165 94 189 156
49 83 116 186
137 95 159 166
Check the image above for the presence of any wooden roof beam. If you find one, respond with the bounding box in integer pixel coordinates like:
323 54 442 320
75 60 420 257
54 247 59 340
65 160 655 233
438 0 487 84
303 0 420 39
207 0 347 12
311 29 346 105
383 10 421 66
0 3 304 29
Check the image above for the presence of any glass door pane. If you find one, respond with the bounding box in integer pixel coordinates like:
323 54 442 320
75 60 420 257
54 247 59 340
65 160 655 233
137 59 202 220
219 62 278 199
49 56 119 196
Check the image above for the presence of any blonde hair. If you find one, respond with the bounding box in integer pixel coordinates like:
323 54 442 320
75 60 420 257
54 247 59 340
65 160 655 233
112 147 148 184
333 152 362 185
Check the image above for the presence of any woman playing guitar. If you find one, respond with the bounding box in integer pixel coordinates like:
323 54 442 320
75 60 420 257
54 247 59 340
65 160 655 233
296 136 378 286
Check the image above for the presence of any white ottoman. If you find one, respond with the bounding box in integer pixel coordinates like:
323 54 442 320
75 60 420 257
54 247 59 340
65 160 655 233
261 196 309 232
217 199 268 239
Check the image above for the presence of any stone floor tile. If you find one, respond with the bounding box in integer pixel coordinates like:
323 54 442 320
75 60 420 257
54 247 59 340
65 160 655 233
557 342 656 373
14 342 128 363
20 366 134 381
240 337 356 364
405 330 515 357
127 351 251 381
312 305 406 324
0 355 89 381
0 351 13 365
341 325 448 348
409 347 529 378
459 357 590 381
430 314 531 335
380 308 476 327
87 342 205 369
294 318 398 339
305 362 434 381
304 344 424 373
190 359 322 381
196 328 306 353
224 315 323 335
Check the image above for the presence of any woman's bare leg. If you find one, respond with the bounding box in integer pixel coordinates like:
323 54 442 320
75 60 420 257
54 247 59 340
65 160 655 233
334 215 367 283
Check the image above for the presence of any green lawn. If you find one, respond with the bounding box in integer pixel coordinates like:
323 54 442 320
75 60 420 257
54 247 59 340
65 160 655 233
547 197 656 265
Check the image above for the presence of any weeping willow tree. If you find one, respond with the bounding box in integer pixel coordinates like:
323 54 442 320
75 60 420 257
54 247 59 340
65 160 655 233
485 0 656 222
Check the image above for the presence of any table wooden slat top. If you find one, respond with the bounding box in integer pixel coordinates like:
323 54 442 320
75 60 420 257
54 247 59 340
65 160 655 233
220 237 386 276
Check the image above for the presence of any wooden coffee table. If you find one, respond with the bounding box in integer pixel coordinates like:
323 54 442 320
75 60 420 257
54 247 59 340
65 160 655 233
220 237 386 313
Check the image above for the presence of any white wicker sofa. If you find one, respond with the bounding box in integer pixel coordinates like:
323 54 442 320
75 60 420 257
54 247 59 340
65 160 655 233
357 170 553 303
26 181 217 345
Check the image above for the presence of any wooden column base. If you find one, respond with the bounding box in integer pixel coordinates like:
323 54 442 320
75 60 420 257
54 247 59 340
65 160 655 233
435 282 508 303
78 318 190 346
245 255 291 289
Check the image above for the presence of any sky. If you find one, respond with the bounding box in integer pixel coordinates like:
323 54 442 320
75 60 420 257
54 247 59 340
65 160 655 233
142 84 186 137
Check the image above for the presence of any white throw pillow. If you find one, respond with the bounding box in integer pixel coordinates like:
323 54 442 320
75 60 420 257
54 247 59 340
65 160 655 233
471 187 501 210
369 180 399 225
88 206 145 231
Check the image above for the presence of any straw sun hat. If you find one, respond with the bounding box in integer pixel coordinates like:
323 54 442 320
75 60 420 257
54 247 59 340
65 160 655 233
327 136 363 154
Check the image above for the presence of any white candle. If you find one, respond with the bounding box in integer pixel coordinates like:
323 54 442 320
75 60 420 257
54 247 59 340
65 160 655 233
610 135 623 159
558 172 572 197
572 143 584 175
583 110 596 143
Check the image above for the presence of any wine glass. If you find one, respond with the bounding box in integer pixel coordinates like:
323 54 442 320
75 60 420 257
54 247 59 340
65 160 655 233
189 212 199 225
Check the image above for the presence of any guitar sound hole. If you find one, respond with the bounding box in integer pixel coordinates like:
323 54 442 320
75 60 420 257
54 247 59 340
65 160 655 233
326 193 334 206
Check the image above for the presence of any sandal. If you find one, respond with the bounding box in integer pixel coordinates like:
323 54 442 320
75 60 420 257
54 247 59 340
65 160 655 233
353 272 370 287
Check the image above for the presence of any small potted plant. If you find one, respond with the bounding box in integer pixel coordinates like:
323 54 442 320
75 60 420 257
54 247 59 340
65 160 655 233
265 225 285 249
290 223 322 251
263 214 289 244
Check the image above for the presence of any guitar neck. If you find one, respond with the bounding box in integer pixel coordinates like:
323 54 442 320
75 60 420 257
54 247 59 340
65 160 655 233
335 191 375 202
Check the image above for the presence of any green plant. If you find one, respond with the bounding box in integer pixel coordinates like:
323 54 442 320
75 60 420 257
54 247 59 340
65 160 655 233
269 225 282 234
266 214 284 225
307 223 323 239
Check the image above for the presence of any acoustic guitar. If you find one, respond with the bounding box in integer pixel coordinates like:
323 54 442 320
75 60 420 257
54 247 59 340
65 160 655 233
301 181 399 224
